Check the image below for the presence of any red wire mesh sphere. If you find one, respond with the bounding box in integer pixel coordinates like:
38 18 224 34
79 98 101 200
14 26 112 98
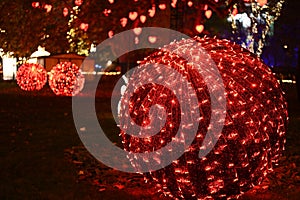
48 62 85 96
120 37 288 199
16 63 47 91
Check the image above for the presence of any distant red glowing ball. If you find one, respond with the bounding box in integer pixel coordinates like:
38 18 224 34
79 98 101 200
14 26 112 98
16 63 47 91
49 62 85 96
120 37 288 199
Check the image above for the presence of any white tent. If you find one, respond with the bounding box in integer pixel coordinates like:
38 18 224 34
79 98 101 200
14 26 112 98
28 46 50 66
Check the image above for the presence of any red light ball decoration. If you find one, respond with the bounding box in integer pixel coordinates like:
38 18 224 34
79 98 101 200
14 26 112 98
49 62 85 96
16 63 47 91
120 37 288 199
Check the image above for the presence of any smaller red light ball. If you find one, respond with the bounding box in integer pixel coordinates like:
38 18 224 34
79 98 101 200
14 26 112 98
49 62 85 96
16 63 47 91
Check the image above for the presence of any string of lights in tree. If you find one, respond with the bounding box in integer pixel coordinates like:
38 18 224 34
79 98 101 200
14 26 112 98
100 0 237 36
48 61 85 96
65 0 89 56
228 0 284 56
31 1 273 46
16 63 48 91
120 37 288 199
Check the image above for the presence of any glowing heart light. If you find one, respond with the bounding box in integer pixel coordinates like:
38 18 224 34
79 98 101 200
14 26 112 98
44 4 52 13
171 0 177 8
148 36 157 44
49 62 85 96
195 24 204 33
187 1 193 7
205 10 213 19
159 4 166 10
129 11 138 21
232 7 238 16
31 2 39 8
74 0 83 6
103 9 111 17
120 37 288 199
140 15 146 23
16 63 47 91
135 36 139 45
80 23 89 32
63 7 69 17
148 6 156 18
133 27 142 35
257 0 268 6
120 17 128 27
108 30 114 38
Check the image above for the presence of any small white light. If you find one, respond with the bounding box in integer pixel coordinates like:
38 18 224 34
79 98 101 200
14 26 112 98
106 60 112 66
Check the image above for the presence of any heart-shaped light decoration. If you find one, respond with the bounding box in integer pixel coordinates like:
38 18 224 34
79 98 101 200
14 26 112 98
232 7 238 16
195 25 204 33
63 7 68 17
108 30 114 38
120 17 128 27
140 15 146 23
148 36 157 44
32 2 39 8
103 9 111 17
133 27 142 36
148 7 155 17
129 11 138 21
135 36 139 45
75 0 83 6
159 4 166 10
257 0 267 6
44 4 52 12
205 10 212 19
171 0 177 8
80 23 89 32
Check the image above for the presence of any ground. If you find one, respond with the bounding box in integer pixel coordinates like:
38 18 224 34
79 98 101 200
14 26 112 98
0 76 299 199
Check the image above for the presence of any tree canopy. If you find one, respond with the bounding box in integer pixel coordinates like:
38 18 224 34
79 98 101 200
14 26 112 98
0 0 69 57
0 0 286 57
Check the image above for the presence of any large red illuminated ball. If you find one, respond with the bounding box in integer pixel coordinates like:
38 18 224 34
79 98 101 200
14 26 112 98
120 37 288 199
16 63 47 91
49 62 85 96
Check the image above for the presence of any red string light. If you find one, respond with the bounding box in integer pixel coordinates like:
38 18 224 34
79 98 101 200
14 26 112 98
16 63 47 91
120 37 288 199
48 62 85 96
